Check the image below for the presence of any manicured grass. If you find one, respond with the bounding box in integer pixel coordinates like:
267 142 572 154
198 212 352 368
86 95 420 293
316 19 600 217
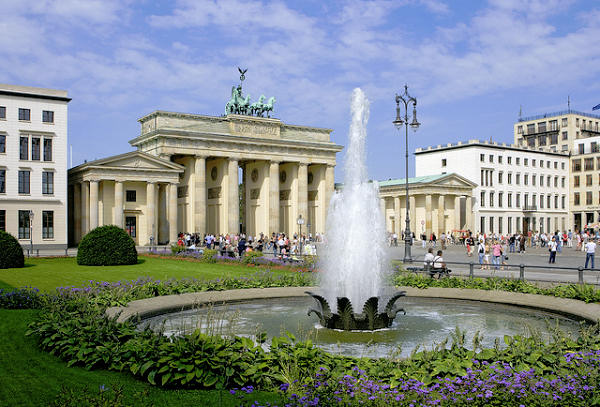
0 309 282 406
0 255 300 292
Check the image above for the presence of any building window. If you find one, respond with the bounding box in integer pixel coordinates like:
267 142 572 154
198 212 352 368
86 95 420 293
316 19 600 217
126 190 136 202
507 156 512 164
540 194 544 209
42 110 54 123
554 176 558 188
561 195 565 209
573 159 581 172
498 172 503 184
517 125 523 134
43 139 52 161
480 217 485 233
574 176 580 187
42 171 54 194
524 158 529 166
489 155 494 163
532 159 536 167
498 192 503 207
538 122 546 132
516 173 521 185
0 106 5 119
490 192 495 207
441 159 446 167
18 170 30 194
516 193 521 207
18 108 30 121
578 144 585 154
527 138 535 147
0 169 5 193
574 192 580 206
31 137 40 160
539 175 543 186
532 194 537 207
489 217 494 233
538 135 546 146
547 175 551 186
532 175 536 186
584 158 594 171
549 120 558 130
508 193 512 207
498 156 503 164
0 135 5 153
42 211 54 239
516 157 520 165
524 174 529 185
540 160 544 168
18 210 30 239
125 216 136 238
561 162 565 170
592 142 599 153
508 173 512 184
480 154 484 162
480 191 485 207
586 174 593 186
527 124 535 134
0 210 5 231
576 118 580 127
554 161 557 169
562 131 568 140
20 137 28 160
586 191 592 205
561 118 568 127
508 216 512 234
547 195 551 208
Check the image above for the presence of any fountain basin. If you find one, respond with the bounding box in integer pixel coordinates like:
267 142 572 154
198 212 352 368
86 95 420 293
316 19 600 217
136 295 584 358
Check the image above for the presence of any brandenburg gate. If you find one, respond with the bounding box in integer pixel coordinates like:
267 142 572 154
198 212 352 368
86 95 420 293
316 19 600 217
68 72 342 245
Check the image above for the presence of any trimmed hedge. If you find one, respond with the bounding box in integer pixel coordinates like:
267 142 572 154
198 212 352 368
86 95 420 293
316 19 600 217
77 225 137 266
0 231 25 269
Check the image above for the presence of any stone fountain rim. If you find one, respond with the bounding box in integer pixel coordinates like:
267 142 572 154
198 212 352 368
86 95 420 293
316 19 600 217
105 286 600 324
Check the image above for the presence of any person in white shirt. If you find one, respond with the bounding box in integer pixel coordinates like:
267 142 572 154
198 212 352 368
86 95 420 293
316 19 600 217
585 239 596 269
548 237 557 264
423 248 435 270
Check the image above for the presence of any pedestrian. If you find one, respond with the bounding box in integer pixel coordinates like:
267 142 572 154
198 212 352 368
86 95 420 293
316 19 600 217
585 239 596 269
483 240 491 270
548 236 557 264
478 240 485 269
492 240 502 271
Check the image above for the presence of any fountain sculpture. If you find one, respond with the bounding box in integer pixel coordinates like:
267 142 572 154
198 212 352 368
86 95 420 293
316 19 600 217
307 88 406 330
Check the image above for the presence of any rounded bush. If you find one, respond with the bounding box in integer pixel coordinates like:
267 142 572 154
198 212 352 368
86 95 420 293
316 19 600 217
0 231 25 269
77 225 137 266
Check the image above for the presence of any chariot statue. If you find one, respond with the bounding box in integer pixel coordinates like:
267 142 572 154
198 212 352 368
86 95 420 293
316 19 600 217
224 68 276 118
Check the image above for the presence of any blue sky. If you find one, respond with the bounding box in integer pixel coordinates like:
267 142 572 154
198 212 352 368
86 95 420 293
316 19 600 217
1 0 599 182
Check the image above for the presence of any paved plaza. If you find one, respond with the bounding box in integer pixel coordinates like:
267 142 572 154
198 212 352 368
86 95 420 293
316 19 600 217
387 241 600 285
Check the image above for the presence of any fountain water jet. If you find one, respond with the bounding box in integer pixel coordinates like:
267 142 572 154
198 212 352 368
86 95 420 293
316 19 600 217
307 88 405 330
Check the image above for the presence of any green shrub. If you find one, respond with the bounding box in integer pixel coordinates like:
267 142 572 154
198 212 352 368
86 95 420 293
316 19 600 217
170 244 185 254
202 249 218 263
77 225 137 266
0 230 25 269
241 251 264 265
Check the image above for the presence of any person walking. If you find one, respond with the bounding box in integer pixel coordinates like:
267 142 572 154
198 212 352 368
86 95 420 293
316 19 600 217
492 240 502 271
478 240 485 269
548 236 557 264
585 239 596 269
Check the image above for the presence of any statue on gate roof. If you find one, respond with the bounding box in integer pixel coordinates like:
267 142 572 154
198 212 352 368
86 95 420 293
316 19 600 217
224 68 276 118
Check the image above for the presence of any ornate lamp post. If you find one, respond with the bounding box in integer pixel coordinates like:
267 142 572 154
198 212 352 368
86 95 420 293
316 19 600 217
29 210 34 257
297 214 305 254
393 85 420 263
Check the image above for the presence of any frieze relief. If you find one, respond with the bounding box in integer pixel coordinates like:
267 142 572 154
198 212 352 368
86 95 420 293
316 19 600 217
250 188 261 200
208 187 222 199
279 189 291 200
230 121 280 138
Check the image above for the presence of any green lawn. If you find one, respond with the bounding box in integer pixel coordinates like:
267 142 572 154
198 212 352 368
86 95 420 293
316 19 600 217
0 309 282 407
0 255 297 292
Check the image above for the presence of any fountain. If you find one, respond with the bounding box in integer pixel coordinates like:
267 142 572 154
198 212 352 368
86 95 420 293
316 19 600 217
306 88 405 330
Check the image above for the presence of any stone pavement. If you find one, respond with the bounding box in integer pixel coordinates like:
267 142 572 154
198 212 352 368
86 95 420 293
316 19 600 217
386 241 600 285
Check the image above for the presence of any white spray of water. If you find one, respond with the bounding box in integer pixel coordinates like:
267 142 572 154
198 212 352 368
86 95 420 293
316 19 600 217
320 88 390 308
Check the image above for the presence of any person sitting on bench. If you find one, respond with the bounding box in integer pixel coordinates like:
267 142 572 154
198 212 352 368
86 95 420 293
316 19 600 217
431 250 449 278
423 248 435 271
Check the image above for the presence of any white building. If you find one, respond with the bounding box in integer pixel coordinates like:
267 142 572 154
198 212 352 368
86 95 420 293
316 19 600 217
415 140 570 235
0 84 70 251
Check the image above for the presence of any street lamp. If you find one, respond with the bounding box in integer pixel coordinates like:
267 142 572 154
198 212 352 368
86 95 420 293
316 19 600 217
29 210 34 258
297 214 305 254
393 85 420 263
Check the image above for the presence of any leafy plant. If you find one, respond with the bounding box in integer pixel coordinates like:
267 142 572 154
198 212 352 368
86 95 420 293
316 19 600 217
77 225 138 266
0 230 25 269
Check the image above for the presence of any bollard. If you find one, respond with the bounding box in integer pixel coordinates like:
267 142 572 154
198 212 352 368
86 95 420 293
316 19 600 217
578 266 584 285
469 262 474 279
65 248 68 256
36 249 40 257
519 264 525 281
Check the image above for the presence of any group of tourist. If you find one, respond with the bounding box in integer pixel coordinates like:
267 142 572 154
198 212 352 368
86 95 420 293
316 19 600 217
175 231 319 260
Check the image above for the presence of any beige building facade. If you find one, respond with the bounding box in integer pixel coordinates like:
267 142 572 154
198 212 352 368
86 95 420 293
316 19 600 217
69 112 342 246
377 174 476 238
0 84 70 251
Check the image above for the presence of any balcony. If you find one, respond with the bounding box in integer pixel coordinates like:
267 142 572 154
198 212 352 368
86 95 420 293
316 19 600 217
522 205 537 212
522 129 559 138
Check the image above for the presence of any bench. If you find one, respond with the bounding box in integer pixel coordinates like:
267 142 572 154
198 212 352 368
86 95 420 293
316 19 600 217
406 265 452 279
